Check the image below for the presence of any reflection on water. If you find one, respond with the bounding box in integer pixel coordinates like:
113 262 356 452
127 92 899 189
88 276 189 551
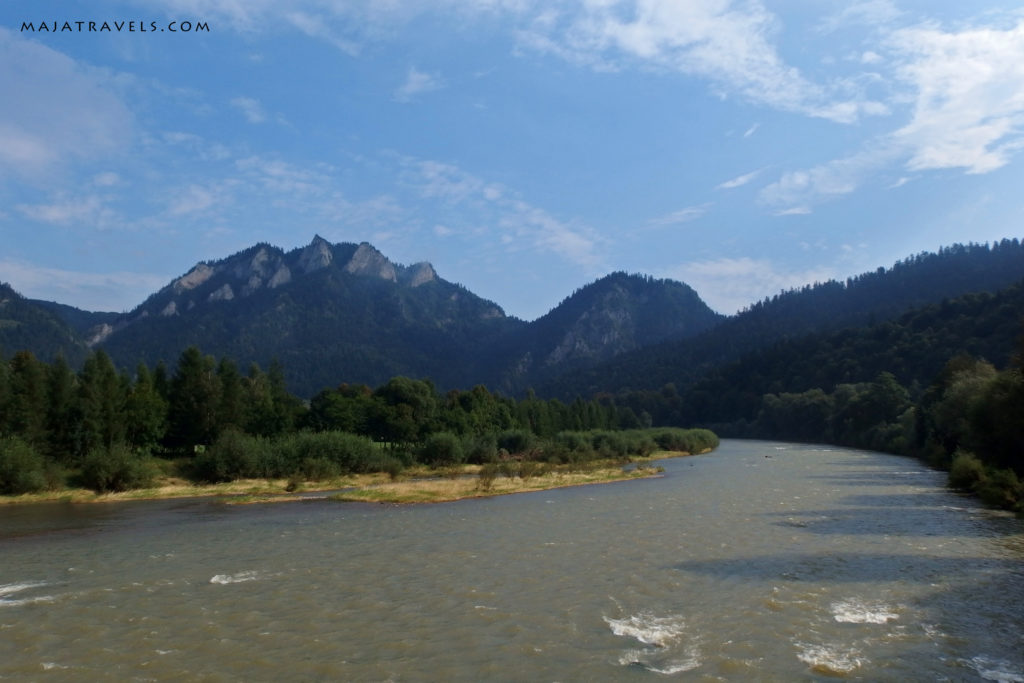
0 440 1021 680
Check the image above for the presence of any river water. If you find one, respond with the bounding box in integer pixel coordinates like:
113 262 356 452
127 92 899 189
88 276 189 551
1 440 1022 681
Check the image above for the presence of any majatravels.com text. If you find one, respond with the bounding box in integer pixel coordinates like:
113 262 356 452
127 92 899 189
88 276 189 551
21 20 209 33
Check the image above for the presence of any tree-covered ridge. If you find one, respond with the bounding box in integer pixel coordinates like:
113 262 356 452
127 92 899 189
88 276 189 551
667 279 1024 427
0 283 91 367
478 271 724 393
0 346 717 495
543 239 1024 399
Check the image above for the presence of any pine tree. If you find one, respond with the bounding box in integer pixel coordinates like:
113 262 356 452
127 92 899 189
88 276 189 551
125 364 168 455
45 355 77 462
167 347 221 451
8 351 48 448
76 350 127 456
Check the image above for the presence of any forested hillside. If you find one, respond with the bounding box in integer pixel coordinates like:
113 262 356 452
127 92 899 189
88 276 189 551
543 240 1024 399
478 272 723 392
0 284 90 366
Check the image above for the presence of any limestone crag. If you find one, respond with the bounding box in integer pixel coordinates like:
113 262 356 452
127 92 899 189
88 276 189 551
172 263 217 293
404 262 437 288
345 243 397 281
298 235 334 273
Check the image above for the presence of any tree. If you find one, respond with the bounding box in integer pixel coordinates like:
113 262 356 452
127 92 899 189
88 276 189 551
167 347 221 451
7 351 48 448
125 364 168 455
216 357 247 431
371 377 437 444
76 350 127 456
45 355 77 462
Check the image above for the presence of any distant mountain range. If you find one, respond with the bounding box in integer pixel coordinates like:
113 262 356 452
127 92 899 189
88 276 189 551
2 236 1022 399
1 236 721 396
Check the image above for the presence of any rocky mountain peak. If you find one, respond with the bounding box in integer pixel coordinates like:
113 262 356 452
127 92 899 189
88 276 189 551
172 263 217 293
345 242 397 282
297 235 334 273
405 262 437 287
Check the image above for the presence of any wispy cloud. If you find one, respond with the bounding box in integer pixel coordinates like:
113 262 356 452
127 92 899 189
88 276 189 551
774 206 812 216
516 0 885 123
17 195 108 225
647 204 711 227
759 16 1024 212
817 0 903 34
394 67 445 103
716 169 761 190
0 28 133 181
888 19 1024 174
230 96 267 123
399 155 604 267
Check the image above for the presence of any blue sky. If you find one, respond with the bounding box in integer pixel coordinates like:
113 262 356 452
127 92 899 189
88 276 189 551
1 1 1023 319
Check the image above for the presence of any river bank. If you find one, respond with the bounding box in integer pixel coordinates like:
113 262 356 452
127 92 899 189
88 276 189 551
0 451 698 506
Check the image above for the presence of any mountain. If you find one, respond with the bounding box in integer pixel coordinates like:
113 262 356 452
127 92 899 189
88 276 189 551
0 283 90 365
479 272 723 392
90 237 522 397
676 279 1024 427
11 237 1024 400
542 239 1024 399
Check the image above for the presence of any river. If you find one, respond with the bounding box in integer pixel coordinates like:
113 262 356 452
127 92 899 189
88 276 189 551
1 440 1022 681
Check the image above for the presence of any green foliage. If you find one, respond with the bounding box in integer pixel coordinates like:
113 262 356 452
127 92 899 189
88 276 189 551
193 428 268 482
80 443 156 493
497 429 535 455
463 432 498 464
948 450 987 491
167 347 221 450
0 436 51 494
419 431 464 466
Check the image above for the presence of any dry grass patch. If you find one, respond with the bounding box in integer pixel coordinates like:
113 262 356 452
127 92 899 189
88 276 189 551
332 465 660 504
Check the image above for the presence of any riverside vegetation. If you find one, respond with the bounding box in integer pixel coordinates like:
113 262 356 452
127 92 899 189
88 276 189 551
0 345 718 503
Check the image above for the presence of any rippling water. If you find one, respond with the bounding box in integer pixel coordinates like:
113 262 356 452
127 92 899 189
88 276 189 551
2 440 1022 681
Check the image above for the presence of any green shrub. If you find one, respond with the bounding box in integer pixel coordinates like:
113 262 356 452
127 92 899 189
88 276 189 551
497 429 535 455
463 433 498 464
976 468 1022 511
419 431 464 467
193 429 265 482
0 437 49 494
299 457 341 481
948 450 986 491
81 443 156 493
277 431 378 475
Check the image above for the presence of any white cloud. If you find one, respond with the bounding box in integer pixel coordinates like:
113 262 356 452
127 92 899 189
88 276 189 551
399 154 603 267
716 169 761 190
168 184 224 216
0 259 168 312
888 19 1024 174
774 206 811 216
647 204 711 226
818 0 902 34
230 96 267 123
17 196 108 225
662 257 837 313
0 28 133 180
394 67 445 102
284 10 361 55
517 0 884 123
743 123 760 137
760 17 1024 211
93 172 122 187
